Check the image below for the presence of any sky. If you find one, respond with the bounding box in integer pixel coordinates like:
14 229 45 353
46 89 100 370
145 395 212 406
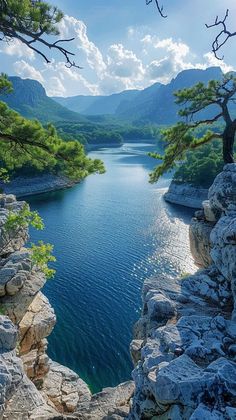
1 0 236 97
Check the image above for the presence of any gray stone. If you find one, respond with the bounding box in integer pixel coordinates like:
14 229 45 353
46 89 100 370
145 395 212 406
208 163 236 216
76 381 134 420
202 200 217 222
190 404 223 419
164 181 208 209
189 217 213 268
0 316 18 351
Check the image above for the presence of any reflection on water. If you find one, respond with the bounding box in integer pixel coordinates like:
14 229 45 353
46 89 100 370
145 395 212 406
28 142 195 393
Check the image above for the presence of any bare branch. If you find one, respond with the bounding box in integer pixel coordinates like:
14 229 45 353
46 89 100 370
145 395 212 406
206 9 236 60
146 0 167 18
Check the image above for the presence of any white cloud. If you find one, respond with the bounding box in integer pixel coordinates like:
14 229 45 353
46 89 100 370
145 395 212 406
13 60 44 84
42 61 100 96
2 15 234 97
0 40 35 60
107 44 144 79
58 15 106 77
203 52 234 74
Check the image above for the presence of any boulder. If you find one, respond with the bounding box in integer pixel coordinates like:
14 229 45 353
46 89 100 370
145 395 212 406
76 381 134 420
208 163 236 216
210 206 236 318
41 360 91 414
189 217 213 268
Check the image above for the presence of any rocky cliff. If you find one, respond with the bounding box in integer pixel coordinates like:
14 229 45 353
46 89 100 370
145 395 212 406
129 164 236 419
0 194 134 419
164 181 208 209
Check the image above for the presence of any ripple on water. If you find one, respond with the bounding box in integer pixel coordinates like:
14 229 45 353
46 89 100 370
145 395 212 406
28 143 195 393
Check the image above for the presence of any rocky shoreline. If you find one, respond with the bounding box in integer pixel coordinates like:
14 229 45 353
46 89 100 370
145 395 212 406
0 174 77 198
0 164 236 418
164 181 208 209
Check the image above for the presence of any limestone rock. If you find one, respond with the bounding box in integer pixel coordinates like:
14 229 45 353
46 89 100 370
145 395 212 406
0 250 32 297
181 267 232 310
189 216 213 268
0 269 46 324
190 404 223 419
164 182 208 209
202 200 217 222
41 360 91 414
0 315 18 351
0 195 28 256
210 207 236 318
3 374 58 419
76 381 134 420
19 292 56 355
208 163 236 216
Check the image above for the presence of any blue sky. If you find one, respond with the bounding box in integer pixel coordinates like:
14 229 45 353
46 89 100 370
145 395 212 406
1 0 236 96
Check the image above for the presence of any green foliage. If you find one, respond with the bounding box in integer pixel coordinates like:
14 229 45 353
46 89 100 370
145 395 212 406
149 73 236 183
4 204 44 232
3 204 55 279
0 73 13 95
173 140 224 187
0 95 105 182
0 305 6 315
0 0 63 38
30 241 56 279
56 122 160 147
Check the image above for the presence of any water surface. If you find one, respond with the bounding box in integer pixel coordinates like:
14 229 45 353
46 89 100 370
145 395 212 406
28 143 195 392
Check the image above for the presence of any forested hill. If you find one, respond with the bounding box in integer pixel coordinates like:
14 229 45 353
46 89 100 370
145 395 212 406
0 77 88 124
54 89 139 115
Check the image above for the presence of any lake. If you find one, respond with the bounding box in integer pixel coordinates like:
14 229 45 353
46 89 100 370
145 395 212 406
28 142 195 393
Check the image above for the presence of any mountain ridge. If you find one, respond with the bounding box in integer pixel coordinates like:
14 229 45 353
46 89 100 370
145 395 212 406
0 76 88 124
53 67 225 123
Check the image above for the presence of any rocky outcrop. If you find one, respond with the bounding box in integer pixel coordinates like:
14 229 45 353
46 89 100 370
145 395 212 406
76 381 134 419
164 181 208 209
129 164 236 419
0 194 134 419
0 174 77 198
0 195 92 418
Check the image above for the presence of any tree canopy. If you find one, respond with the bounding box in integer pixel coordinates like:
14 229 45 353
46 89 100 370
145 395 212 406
0 0 79 67
149 73 236 183
0 75 105 182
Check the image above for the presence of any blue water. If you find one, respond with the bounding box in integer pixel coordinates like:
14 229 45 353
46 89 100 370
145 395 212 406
27 143 195 393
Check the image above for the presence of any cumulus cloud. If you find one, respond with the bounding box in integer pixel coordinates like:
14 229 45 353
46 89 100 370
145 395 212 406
58 15 107 76
107 44 144 79
203 52 234 73
3 15 234 97
0 39 35 60
14 61 44 84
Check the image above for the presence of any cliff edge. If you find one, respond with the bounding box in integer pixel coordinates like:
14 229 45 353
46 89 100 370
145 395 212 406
129 164 236 419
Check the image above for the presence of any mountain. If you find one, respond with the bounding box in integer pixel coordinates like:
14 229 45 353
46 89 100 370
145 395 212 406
116 82 162 122
0 77 88 123
116 67 224 124
53 89 139 115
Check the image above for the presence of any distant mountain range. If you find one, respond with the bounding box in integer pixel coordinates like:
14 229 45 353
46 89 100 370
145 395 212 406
0 67 227 127
53 67 224 124
54 89 139 115
116 67 224 124
0 77 88 124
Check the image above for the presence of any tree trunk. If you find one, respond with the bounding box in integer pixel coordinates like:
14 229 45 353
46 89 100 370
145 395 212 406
223 124 235 163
